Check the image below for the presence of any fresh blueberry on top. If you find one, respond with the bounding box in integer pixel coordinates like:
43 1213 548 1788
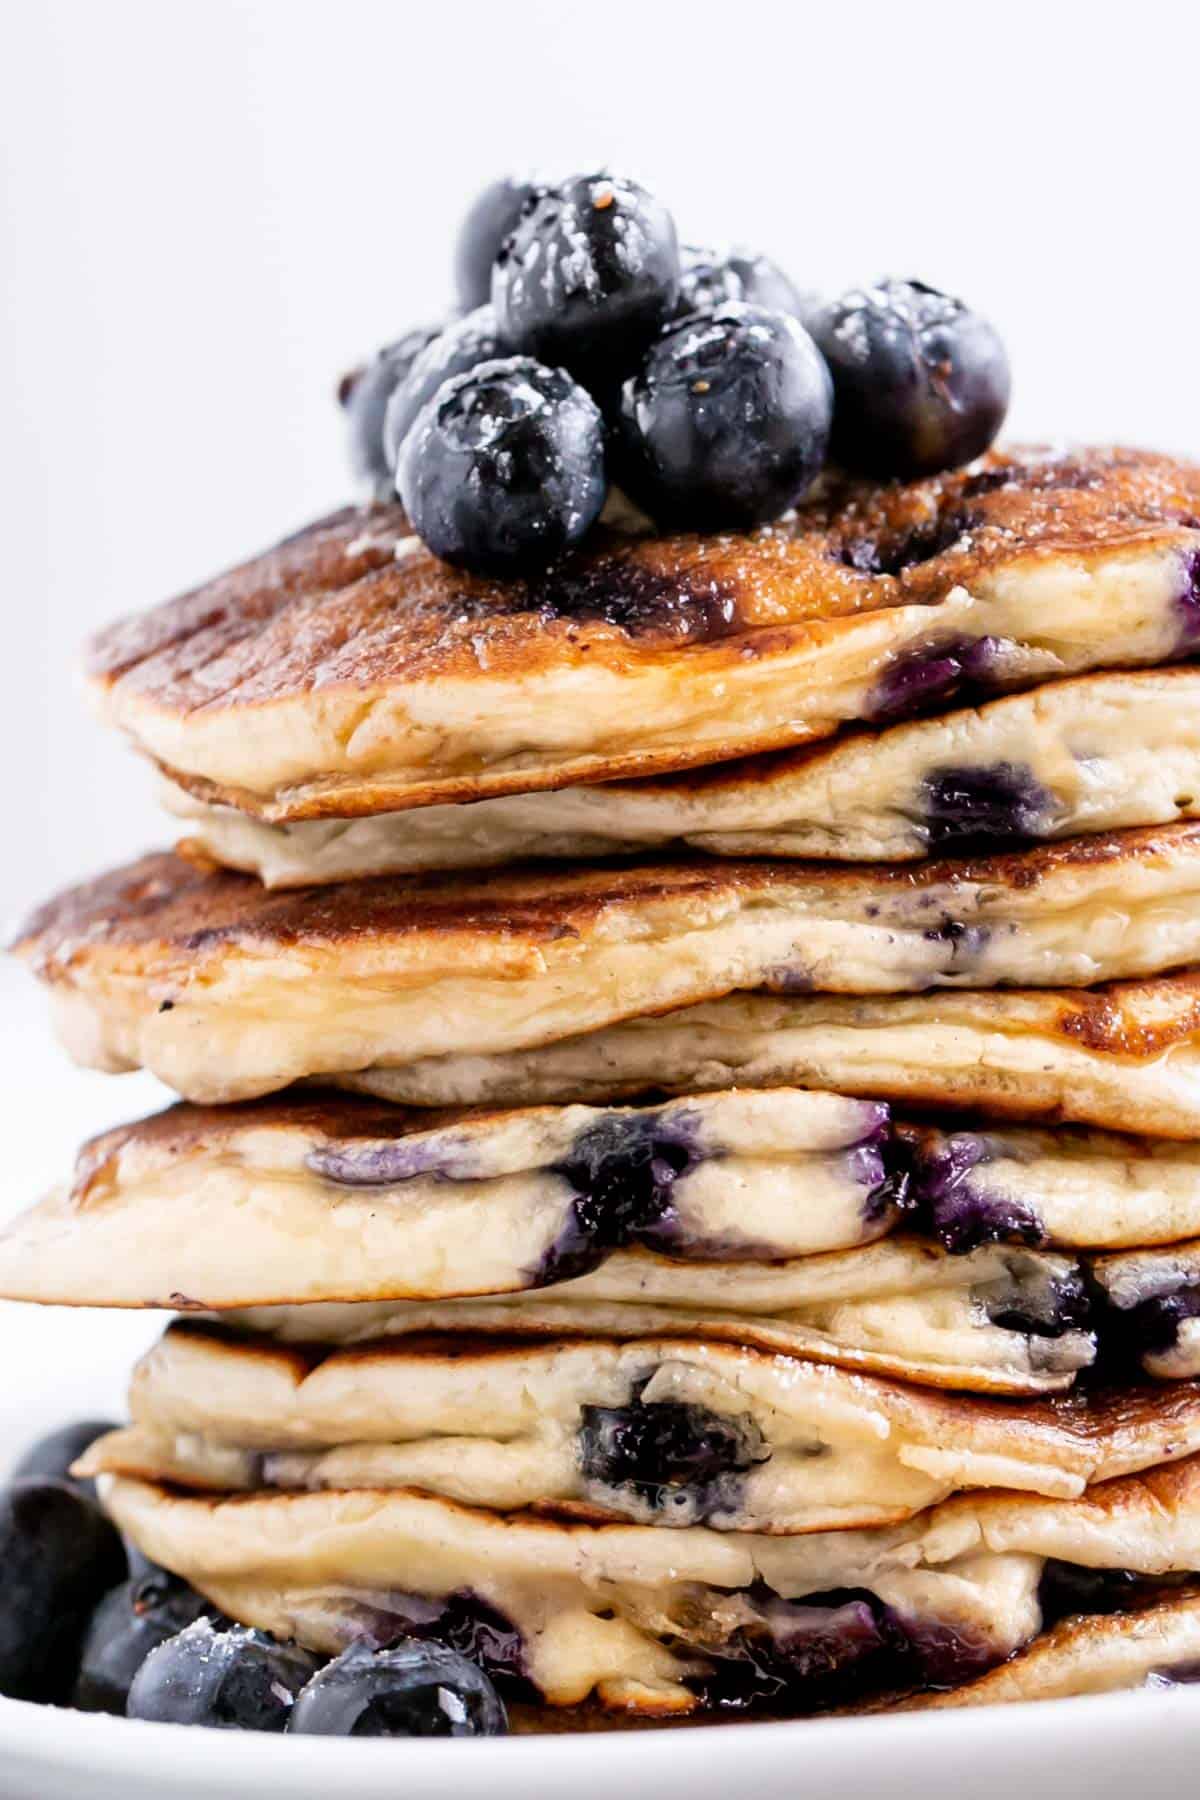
616 303 832 529
493 172 680 386
73 1568 218 1714
289 1638 507 1737
673 246 747 316
127 1619 321 1730
12 1417 117 1505
382 305 511 470
672 247 816 326
726 248 816 321
454 175 544 312
344 323 444 489
0 1479 127 1702
810 279 1010 479
397 356 606 577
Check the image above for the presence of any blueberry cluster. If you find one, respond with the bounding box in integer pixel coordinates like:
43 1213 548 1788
342 170 1011 576
0 1421 507 1736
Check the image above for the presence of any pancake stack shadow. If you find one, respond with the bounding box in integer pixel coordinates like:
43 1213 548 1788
12 443 1200 1721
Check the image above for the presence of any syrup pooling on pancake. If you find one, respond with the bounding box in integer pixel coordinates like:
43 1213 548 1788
86 448 1200 820
84 1324 1200 1534
20 825 1200 1103
96 1456 1200 1714
164 669 1200 883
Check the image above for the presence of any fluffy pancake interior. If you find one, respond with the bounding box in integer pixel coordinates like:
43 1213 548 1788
0 1088 903 1308
21 827 1200 1102
341 975 1200 1140
98 1454 1200 1713
164 668 1200 882
82 1324 1200 1535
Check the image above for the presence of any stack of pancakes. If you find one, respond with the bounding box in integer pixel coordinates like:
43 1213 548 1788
12 444 1200 1721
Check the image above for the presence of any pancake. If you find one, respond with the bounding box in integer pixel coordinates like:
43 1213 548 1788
0 1088 907 1308
343 971 1200 1136
208 1235 1095 1395
900 1595 1200 1709
165 668 1200 884
98 1454 1200 1714
505 1592 1200 1717
19 827 1200 1103
1091 1242 1200 1380
81 1324 1200 1530
86 446 1200 821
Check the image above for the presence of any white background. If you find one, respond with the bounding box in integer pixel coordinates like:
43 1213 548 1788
1 0 1199 1446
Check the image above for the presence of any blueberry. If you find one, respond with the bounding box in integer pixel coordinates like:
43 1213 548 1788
73 1569 218 1714
454 175 544 312
382 305 510 470
1037 1561 1160 1626
537 1120 697 1287
922 762 1051 851
12 1417 117 1504
723 249 815 320
673 246 746 316
397 356 606 577
578 1392 767 1517
0 1480 127 1702
672 247 817 326
289 1639 507 1737
810 278 1010 479
616 303 832 530
343 324 444 489
493 172 680 386
127 1619 321 1730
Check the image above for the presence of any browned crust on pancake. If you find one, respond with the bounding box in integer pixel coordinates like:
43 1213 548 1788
17 824 1200 975
89 447 1200 688
86 447 1200 816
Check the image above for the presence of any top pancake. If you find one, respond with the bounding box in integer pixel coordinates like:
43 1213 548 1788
87 446 1200 820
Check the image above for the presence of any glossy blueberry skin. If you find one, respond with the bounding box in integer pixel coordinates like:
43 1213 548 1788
810 279 1010 479
289 1639 507 1737
0 1479 127 1702
344 324 444 488
727 249 815 320
127 1619 321 1730
73 1568 218 1714
617 303 832 530
12 1417 117 1505
383 305 511 470
454 175 543 312
397 356 606 578
673 246 813 323
673 246 746 316
493 172 680 385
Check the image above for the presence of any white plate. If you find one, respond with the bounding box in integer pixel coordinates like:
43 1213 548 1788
3 1685 1200 1800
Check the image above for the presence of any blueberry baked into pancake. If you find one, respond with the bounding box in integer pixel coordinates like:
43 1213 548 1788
86 1455 1200 1717
11 164 1200 1740
168 666 1200 885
